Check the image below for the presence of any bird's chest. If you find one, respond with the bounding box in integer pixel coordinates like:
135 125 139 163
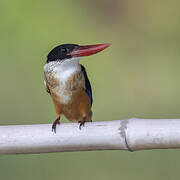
45 68 85 104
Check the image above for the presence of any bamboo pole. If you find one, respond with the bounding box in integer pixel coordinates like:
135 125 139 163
0 118 180 154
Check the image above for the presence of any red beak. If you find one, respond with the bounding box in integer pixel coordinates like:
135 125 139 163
68 43 111 58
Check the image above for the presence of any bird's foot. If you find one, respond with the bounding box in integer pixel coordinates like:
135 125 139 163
52 117 60 133
78 117 86 130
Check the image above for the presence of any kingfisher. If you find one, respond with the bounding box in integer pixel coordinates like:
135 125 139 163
44 43 110 133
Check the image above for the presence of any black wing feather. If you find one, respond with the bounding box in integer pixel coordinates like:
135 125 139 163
80 64 93 106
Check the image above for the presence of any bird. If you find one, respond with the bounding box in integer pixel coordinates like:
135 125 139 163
44 43 110 133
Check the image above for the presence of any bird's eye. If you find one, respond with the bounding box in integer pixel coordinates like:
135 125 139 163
61 48 67 53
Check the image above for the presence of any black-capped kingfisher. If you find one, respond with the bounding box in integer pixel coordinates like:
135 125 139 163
44 43 110 133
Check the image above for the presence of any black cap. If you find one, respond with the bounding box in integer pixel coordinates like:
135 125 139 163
47 44 78 63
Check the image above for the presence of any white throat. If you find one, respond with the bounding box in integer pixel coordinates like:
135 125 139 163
44 57 81 75
56 57 81 80
44 57 81 104
58 57 81 71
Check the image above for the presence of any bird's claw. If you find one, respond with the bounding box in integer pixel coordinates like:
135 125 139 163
78 119 86 130
52 117 60 133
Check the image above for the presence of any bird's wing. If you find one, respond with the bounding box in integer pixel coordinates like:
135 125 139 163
44 77 50 94
80 64 93 106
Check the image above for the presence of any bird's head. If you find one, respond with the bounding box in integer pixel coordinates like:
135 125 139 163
46 43 111 64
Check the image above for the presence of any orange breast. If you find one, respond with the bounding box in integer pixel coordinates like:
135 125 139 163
51 89 92 122
45 70 92 122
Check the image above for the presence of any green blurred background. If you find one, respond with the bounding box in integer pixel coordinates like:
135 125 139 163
1 0 180 179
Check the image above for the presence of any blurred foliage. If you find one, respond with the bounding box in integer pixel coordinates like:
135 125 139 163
1 0 180 179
